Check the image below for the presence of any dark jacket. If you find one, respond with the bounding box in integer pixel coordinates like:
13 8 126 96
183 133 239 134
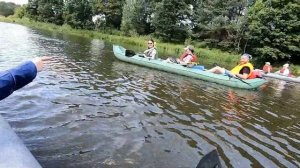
0 61 37 101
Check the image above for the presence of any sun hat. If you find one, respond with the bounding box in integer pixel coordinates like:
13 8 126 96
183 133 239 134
241 53 252 60
184 45 195 52
283 63 289 68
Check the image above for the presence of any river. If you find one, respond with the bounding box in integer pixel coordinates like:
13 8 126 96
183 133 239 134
0 22 299 168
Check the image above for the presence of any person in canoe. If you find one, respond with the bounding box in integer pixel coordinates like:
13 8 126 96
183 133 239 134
275 64 295 77
262 62 272 73
0 57 51 101
207 53 256 79
142 39 157 59
165 45 197 66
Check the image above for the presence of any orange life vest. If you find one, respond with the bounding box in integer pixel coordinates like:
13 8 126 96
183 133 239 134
179 52 197 62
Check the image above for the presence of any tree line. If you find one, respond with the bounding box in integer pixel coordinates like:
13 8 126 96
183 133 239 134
1 0 299 63
0 1 19 17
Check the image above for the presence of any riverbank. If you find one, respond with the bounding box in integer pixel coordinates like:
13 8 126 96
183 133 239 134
0 16 240 68
1 16 299 75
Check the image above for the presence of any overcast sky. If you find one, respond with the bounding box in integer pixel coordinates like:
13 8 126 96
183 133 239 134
1 0 28 5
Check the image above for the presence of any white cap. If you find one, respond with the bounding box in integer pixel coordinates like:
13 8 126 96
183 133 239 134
283 64 289 68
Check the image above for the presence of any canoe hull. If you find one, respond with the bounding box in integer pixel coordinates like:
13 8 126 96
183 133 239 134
262 73 300 83
113 45 266 89
0 115 42 168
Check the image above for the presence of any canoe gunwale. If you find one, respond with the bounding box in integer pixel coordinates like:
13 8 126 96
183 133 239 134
262 73 300 83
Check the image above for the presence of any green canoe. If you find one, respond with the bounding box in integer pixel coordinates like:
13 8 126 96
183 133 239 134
113 45 266 89
262 73 300 83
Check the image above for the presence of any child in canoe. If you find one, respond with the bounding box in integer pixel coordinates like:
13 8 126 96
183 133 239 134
164 45 198 66
275 64 295 77
262 62 273 73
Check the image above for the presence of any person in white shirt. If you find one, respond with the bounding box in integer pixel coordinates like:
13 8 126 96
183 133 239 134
276 64 292 76
143 39 157 59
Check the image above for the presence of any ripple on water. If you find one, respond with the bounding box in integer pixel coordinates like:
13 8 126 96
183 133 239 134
0 22 300 168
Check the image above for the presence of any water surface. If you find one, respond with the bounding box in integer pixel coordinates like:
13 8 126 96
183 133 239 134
0 22 299 168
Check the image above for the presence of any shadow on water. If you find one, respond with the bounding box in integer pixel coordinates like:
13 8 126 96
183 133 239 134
0 22 299 168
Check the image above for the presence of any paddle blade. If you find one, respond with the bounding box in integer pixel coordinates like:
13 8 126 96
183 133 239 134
125 50 136 57
196 149 222 168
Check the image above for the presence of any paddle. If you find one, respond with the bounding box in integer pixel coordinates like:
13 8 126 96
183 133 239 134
226 73 252 86
196 149 222 168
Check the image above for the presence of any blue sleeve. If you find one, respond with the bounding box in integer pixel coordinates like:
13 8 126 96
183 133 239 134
0 61 37 101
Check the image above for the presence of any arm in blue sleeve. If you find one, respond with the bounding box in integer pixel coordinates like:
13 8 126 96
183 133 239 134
0 61 37 101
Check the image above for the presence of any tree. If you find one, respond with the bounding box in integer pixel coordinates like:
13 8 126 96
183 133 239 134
63 0 94 29
192 0 249 50
121 0 150 35
246 0 300 63
14 5 26 18
26 0 64 25
92 0 125 29
0 2 19 17
26 0 38 20
120 0 137 35
152 0 191 42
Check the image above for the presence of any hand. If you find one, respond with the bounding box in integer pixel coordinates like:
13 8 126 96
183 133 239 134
31 56 52 72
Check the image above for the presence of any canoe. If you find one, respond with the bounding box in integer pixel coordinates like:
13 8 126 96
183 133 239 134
0 115 42 168
262 73 300 83
113 45 266 89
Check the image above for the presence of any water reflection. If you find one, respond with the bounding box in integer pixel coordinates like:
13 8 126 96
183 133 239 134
0 22 299 168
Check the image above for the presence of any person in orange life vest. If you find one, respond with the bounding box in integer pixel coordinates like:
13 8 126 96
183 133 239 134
207 53 254 80
262 62 272 73
176 45 197 64
275 64 294 77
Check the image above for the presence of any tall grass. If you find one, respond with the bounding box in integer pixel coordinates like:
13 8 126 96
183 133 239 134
0 16 256 70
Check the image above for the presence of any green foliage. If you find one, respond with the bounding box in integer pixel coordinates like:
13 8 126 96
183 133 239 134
246 0 300 63
8 0 298 66
63 0 94 29
26 0 37 20
14 5 26 18
121 0 150 35
120 0 138 35
26 0 64 25
0 2 19 17
94 15 106 30
152 0 191 42
92 0 125 29
192 0 248 51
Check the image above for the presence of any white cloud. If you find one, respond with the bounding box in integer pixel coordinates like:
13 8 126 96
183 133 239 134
1 0 28 5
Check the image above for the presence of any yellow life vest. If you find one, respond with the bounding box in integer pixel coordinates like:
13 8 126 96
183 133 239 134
230 62 254 78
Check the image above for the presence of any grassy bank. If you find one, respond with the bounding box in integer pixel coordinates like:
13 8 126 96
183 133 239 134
1 16 299 75
0 16 240 69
